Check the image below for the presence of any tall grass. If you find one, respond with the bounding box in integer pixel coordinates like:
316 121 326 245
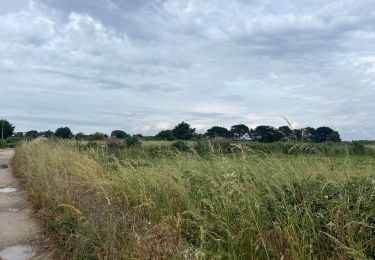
13 140 375 259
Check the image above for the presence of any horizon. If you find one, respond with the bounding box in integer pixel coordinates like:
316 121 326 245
1 0 375 140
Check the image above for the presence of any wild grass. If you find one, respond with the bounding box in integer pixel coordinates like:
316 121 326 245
12 140 375 259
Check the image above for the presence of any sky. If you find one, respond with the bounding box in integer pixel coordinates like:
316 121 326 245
0 0 375 140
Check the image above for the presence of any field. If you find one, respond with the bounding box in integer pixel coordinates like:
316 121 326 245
12 139 375 259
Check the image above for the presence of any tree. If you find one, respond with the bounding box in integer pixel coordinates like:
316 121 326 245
292 129 302 141
88 132 106 141
205 126 232 138
54 127 73 139
0 119 15 139
75 132 88 140
38 130 54 138
315 127 341 142
155 130 175 141
253 125 279 143
172 122 195 140
13 132 24 138
302 127 316 142
230 124 249 139
111 130 130 139
25 130 38 139
278 126 293 141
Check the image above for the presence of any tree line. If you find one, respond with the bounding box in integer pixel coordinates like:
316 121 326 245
0 119 341 143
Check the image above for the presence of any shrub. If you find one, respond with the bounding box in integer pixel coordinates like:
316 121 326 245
0 139 6 148
171 141 191 152
210 137 232 153
125 136 141 147
195 138 213 156
106 138 126 150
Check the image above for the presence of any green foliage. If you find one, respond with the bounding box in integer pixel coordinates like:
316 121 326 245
125 136 141 147
0 139 6 148
171 140 191 151
230 124 249 139
88 132 106 141
75 132 88 140
155 130 175 141
0 119 15 139
111 130 130 139
204 126 232 138
195 138 213 156
54 127 73 139
25 130 38 139
172 122 195 140
12 141 375 259
315 126 341 142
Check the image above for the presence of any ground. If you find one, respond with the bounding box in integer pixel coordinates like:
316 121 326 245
0 149 51 260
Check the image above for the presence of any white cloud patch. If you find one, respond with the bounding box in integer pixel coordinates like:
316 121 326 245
0 0 375 140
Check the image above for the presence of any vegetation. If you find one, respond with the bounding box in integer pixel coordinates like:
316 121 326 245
0 119 15 139
12 139 375 259
54 127 74 139
111 130 130 139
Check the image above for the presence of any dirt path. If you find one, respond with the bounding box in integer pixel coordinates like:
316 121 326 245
0 149 51 260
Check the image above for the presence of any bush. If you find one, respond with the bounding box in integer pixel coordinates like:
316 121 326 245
210 137 232 153
125 136 141 147
106 138 126 150
171 141 191 152
0 139 6 148
195 138 213 156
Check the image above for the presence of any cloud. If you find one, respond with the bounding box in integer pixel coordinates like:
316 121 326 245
0 0 374 140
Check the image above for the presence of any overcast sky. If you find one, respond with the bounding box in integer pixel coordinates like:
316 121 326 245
1 0 375 140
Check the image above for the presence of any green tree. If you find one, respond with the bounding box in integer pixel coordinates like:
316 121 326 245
75 132 88 140
13 132 24 138
111 130 130 139
253 125 279 143
54 127 73 139
38 130 53 138
25 130 38 139
155 130 175 141
0 119 15 139
205 126 232 138
302 127 317 142
315 127 341 142
88 132 106 141
172 122 195 140
230 124 249 139
278 126 293 141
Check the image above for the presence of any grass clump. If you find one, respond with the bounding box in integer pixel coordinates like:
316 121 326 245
12 140 375 259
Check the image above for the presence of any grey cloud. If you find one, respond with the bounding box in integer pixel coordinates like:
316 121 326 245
1 0 375 139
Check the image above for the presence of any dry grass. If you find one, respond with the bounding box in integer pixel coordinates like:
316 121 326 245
12 140 375 259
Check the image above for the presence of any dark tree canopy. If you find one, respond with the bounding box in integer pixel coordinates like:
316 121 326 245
13 132 24 138
253 125 279 143
25 130 38 139
111 130 130 139
54 127 73 139
0 119 15 139
230 124 249 139
38 130 54 138
172 122 195 140
156 130 175 141
278 126 293 140
205 126 232 138
88 132 106 141
315 127 341 142
302 127 316 142
75 132 88 140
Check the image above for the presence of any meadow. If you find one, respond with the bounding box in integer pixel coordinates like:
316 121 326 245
12 139 375 259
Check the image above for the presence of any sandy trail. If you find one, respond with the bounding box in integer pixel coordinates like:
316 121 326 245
0 149 51 260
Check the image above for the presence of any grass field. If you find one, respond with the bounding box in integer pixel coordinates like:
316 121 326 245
12 139 375 259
